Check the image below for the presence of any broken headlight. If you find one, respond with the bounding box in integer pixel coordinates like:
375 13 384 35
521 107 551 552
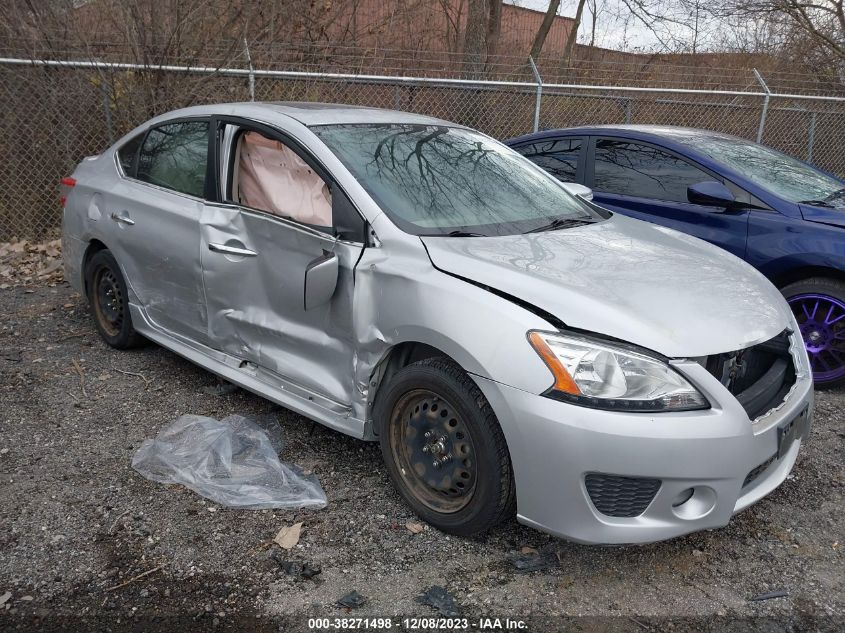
528 331 709 412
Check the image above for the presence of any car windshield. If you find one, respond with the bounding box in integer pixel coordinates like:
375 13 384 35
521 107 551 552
312 123 602 236
670 133 845 209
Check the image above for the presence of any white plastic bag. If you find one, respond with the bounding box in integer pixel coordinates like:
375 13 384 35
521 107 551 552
132 414 327 509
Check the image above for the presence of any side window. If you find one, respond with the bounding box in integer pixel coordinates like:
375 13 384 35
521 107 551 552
232 130 332 228
515 138 581 183
593 139 712 203
137 120 209 197
117 133 143 177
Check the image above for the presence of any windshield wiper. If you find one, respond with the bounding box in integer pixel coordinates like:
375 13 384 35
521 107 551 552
523 217 592 234
800 187 845 207
443 230 487 237
825 187 845 202
798 199 836 208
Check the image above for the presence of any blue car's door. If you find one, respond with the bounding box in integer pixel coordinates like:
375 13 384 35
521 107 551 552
586 137 750 260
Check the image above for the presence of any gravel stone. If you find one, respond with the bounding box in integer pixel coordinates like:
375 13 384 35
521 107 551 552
1 283 843 631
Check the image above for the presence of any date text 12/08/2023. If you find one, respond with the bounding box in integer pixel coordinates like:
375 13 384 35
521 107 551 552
307 617 529 630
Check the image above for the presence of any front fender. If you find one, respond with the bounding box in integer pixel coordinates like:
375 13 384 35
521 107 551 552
350 242 557 426
758 252 845 286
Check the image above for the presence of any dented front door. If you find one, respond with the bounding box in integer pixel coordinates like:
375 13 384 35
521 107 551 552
199 205 362 406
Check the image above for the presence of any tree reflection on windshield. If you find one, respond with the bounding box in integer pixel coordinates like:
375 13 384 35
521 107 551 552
313 124 599 236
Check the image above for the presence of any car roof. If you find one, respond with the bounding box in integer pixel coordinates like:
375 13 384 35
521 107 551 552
145 101 459 128
506 124 745 146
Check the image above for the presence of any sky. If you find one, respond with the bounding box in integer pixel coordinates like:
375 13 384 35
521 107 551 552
508 0 718 53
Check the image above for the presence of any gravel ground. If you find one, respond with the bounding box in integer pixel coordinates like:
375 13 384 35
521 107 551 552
1 282 843 632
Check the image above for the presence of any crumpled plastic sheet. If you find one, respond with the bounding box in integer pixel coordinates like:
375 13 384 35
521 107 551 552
131 414 327 509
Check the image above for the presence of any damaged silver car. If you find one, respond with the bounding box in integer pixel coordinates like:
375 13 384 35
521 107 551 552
62 103 814 544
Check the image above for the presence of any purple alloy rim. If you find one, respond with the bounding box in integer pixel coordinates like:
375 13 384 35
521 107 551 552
787 293 845 384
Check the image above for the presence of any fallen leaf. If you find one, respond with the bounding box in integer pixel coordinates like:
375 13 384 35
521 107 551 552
274 522 303 549
416 586 461 617
337 590 367 609
520 546 538 555
405 522 425 534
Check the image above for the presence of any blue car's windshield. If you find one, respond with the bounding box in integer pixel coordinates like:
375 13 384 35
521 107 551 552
670 132 845 209
312 123 604 236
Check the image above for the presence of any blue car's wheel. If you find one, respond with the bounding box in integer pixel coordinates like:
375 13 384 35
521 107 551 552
782 278 845 388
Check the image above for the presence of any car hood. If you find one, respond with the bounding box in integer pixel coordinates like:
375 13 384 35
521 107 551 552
421 215 792 358
799 204 845 229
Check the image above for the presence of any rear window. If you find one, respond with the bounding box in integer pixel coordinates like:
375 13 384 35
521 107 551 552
117 133 143 177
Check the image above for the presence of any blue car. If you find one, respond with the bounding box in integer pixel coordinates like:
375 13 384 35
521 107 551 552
506 125 845 387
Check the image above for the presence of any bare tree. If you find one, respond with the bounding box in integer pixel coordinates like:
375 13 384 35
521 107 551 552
463 0 503 75
562 0 589 67
529 0 563 60
718 0 845 61
587 0 600 47
487 0 503 56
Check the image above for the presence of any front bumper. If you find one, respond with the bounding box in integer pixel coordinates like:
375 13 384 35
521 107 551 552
475 355 814 545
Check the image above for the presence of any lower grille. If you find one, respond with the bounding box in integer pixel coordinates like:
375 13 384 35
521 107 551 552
705 330 796 420
743 454 777 488
585 473 661 517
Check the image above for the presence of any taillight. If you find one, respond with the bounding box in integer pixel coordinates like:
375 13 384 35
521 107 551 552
60 176 76 207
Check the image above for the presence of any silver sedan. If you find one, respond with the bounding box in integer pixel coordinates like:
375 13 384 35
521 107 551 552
61 103 814 543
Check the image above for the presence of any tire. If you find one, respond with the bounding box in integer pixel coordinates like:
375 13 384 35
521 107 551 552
374 357 516 536
781 277 845 388
84 249 144 349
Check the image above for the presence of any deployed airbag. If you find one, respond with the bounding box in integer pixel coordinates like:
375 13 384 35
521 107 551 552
237 131 332 227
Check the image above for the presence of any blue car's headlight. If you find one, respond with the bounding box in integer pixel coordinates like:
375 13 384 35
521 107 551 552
528 331 709 412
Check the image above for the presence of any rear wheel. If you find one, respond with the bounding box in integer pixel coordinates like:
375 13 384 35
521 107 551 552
374 357 515 536
85 249 143 349
782 277 845 388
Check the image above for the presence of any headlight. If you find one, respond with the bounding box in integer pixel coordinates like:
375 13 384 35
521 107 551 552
528 331 709 412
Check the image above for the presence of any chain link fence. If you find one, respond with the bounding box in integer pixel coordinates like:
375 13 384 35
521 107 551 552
1 56 844 240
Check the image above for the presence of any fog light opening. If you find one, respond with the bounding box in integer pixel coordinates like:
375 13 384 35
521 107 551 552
672 488 695 508
671 486 717 520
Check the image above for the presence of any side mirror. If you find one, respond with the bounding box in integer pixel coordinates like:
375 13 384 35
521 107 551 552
687 181 736 208
304 252 338 310
561 182 593 201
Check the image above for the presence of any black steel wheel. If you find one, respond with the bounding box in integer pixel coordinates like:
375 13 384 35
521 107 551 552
84 249 143 349
375 357 515 536
388 388 478 513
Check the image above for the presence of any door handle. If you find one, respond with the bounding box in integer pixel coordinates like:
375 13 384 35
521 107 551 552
208 243 258 257
110 212 135 226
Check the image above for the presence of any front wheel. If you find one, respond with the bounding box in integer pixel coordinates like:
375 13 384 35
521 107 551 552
374 358 516 536
782 277 845 388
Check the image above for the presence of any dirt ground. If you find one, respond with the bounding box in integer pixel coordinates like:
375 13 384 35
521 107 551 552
1 281 843 633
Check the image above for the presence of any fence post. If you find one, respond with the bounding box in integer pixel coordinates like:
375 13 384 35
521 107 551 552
529 56 542 133
244 38 255 101
623 99 632 124
753 68 770 144
99 71 114 144
807 111 817 163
